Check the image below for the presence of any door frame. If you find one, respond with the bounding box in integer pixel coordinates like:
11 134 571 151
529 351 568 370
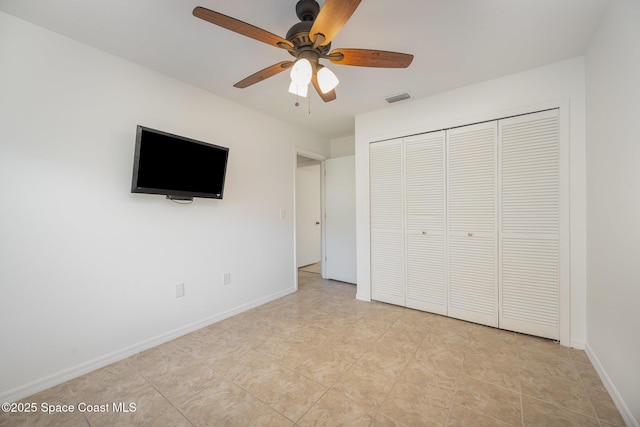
293 148 326 291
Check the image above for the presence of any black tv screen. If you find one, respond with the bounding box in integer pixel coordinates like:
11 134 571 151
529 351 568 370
131 126 229 200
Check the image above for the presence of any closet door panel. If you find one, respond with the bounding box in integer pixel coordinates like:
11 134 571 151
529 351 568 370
370 139 405 305
404 132 446 313
371 230 405 305
501 238 559 336
406 233 446 312
405 132 446 233
499 110 560 339
447 122 498 327
448 125 496 234
370 140 403 230
448 235 497 324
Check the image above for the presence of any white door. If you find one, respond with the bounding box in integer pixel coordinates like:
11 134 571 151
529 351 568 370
325 155 357 284
499 109 561 340
447 122 499 327
370 139 404 306
404 132 447 314
296 162 321 268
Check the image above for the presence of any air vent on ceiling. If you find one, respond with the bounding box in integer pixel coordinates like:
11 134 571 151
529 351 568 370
385 92 411 104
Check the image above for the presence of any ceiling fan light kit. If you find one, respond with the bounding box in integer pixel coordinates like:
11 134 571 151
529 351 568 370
290 58 313 86
316 66 339 94
288 81 309 98
193 0 413 103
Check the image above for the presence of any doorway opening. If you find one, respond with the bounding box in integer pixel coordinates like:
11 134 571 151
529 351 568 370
296 155 322 271
293 149 325 288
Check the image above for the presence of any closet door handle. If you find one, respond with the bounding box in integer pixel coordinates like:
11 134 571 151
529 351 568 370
468 232 473 237
422 231 427 235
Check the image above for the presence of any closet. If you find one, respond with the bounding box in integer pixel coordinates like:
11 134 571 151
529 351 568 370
369 109 561 340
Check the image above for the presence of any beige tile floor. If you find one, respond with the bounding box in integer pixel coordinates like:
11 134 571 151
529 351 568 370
298 262 321 274
2 271 626 427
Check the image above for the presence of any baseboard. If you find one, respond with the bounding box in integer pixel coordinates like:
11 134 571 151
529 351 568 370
0 286 296 404
584 341 638 427
570 338 586 350
355 292 370 302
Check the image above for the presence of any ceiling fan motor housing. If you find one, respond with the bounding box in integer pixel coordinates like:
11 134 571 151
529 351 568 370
296 0 320 21
287 1 331 61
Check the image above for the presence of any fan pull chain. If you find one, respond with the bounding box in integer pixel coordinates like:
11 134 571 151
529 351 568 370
292 90 311 115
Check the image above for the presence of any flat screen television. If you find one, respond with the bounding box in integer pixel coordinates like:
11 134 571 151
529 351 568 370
131 126 229 200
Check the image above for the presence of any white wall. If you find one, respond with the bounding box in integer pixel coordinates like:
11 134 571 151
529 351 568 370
355 57 588 347
330 135 355 158
0 11 328 401
585 0 640 424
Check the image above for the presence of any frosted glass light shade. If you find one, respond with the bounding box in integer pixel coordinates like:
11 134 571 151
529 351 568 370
317 67 339 93
290 59 312 85
288 81 308 97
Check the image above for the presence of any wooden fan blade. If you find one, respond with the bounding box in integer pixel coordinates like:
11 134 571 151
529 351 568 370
329 48 414 68
310 0 361 47
311 73 337 102
194 6 293 50
234 61 293 88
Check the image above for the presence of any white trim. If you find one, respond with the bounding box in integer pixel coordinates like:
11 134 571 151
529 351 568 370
356 135 372 301
557 100 572 347
570 339 586 350
360 99 571 146
0 286 296 404
355 292 370 302
585 342 639 427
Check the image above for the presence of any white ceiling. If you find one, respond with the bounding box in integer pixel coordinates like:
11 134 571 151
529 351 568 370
0 0 609 139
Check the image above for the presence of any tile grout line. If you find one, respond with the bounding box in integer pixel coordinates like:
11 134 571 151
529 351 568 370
517 343 525 427
228 345 339 425
575 358 608 427
129 361 197 427
517 340 609 426
208 345 304 424
63 382 93 427
278 318 370 425
368 318 431 423
443 359 463 427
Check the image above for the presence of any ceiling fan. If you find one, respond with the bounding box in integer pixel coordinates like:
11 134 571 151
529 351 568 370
193 0 414 102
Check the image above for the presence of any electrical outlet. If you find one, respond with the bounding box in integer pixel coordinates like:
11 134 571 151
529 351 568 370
223 272 231 286
176 283 185 298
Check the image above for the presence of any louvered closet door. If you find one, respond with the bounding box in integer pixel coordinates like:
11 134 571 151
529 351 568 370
370 139 404 306
404 132 447 314
447 122 498 327
499 110 560 340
